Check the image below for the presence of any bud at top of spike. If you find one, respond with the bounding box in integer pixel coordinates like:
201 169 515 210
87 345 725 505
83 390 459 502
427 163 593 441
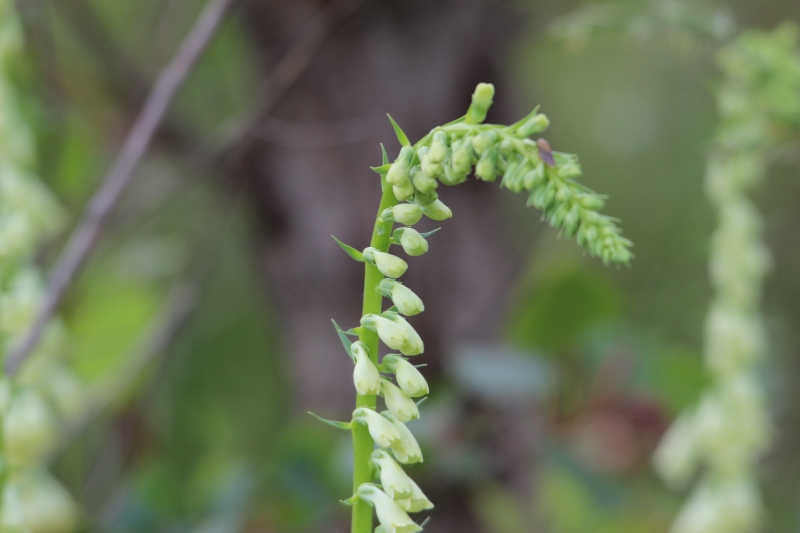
357 483 422 533
363 247 408 278
516 113 550 138
466 83 495 124
352 341 380 396
378 279 424 316
383 204 423 226
353 407 402 448
382 355 429 397
422 199 452 221
380 378 419 422
396 228 429 256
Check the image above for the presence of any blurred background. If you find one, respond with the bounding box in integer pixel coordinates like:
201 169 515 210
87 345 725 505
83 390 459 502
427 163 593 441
12 0 800 531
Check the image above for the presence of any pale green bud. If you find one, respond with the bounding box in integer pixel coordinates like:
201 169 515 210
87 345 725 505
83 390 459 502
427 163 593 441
353 407 402 448
387 147 413 185
396 228 428 256
396 476 434 513
357 483 422 533
413 188 438 207
363 247 408 278
451 139 473 175
411 167 437 194
4 389 56 467
382 312 423 355
371 449 414 500
382 411 423 464
393 181 415 202
653 413 700 489
383 204 423 226
422 199 452 221
440 158 466 186
516 113 550 137
465 83 495 124
352 341 380 395
471 131 497 156
428 131 448 163
475 148 497 182
361 314 409 352
523 164 545 190
378 279 424 316
380 378 419 422
16 469 79 533
382 355 428 397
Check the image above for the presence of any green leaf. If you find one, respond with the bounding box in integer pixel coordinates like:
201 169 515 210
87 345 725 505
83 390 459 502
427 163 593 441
332 235 364 262
332 319 355 362
419 228 441 239
308 411 352 430
387 114 411 147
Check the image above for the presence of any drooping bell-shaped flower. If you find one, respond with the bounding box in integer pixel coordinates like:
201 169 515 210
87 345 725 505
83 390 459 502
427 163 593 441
380 378 419 423
353 407 402 449
382 355 429 397
382 204 424 226
381 312 423 355
422 199 452 221
396 476 434 513
363 247 408 278
352 341 380 396
378 279 424 316
382 411 423 464
357 483 422 533
361 314 408 352
372 449 413 500
396 228 428 257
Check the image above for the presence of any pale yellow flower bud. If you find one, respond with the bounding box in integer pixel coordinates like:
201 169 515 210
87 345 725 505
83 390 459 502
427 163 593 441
357 483 422 533
381 313 423 356
353 407 402 448
382 411 423 464
397 228 428 257
361 314 408 352
382 355 428 397
352 341 380 395
363 247 408 278
378 279 424 316
396 476 434 513
383 204 423 226
380 378 419 423
422 199 452 221
371 450 413 499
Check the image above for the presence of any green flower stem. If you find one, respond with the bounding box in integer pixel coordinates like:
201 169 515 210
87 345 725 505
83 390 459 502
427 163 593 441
352 176 398 533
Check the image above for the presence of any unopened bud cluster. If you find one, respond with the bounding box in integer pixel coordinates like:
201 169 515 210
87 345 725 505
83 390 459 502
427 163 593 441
654 26 800 533
0 6 81 532
383 83 631 264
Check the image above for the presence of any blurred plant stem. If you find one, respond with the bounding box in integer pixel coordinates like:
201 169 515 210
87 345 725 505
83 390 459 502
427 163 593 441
352 176 398 533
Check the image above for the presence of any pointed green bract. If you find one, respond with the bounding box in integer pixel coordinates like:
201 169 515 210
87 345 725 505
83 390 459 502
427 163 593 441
307 412 352 430
387 114 411 147
332 235 365 262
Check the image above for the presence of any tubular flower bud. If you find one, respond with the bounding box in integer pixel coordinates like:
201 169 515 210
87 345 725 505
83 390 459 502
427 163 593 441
471 131 497 156
451 139 473 175
382 411 423 464
428 131 448 163
382 355 429 397
380 378 419 422
387 147 413 185
422 199 452 220
357 483 422 533
440 158 466 186
353 407 402 448
475 148 497 182
465 83 494 124
396 228 428 257
4 388 57 467
352 341 380 395
378 279 424 316
383 204 423 226
393 181 415 202
381 312 423 355
516 113 550 137
411 167 437 194
420 155 442 180
361 314 409 352
413 188 438 207
363 247 408 278
396 477 434 513
371 450 413 499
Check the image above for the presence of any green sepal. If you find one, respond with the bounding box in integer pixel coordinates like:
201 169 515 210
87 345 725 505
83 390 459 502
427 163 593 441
421 517 431 528
413 364 427 368
332 236 364 262
308 412 353 430
387 114 411 147
387 305 399 314
332 319 355 362
418 228 441 239
371 163 393 175
376 220 385 235
381 143 390 165
340 494 359 507
416 397 428 407
508 105 541 131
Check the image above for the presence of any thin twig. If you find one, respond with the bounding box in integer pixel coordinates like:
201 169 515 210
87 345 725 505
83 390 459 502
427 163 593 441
5 0 237 375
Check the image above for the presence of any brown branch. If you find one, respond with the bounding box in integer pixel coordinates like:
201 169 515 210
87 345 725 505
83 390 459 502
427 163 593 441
5 0 237 375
